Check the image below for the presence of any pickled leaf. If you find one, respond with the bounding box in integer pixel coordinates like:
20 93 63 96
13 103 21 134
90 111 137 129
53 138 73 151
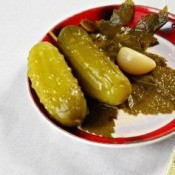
81 99 117 138
117 29 142 51
95 20 122 39
120 30 158 51
110 0 134 25
135 6 168 33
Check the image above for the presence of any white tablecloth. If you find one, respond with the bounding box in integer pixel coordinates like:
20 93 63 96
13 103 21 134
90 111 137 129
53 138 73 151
0 0 175 174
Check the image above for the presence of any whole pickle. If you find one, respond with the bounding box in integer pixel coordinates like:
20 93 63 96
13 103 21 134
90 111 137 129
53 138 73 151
28 42 87 127
58 26 132 105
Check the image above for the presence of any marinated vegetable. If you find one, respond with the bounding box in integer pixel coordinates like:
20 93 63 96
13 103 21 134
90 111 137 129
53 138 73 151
28 42 87 127
58 25 132 106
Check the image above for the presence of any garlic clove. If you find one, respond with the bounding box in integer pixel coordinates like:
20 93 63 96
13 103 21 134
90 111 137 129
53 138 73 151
117 47 156 75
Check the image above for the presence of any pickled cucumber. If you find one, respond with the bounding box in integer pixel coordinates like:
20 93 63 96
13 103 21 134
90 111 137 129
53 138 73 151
28 42 87 127
58 25 132 105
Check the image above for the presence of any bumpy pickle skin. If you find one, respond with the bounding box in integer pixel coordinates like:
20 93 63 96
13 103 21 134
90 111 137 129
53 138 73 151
28 42 87 127
58 25 132 105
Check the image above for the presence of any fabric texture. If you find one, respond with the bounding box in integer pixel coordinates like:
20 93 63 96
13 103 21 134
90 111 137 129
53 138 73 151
0 0 174 174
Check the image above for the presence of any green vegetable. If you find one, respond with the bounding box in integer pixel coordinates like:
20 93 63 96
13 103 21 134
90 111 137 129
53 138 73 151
58 25 132 105
28 42 87 127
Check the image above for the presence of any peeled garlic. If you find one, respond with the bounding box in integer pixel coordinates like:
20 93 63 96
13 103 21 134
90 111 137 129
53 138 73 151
117 47 156 75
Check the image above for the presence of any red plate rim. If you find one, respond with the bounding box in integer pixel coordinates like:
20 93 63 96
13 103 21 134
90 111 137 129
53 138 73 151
28 4 175 146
